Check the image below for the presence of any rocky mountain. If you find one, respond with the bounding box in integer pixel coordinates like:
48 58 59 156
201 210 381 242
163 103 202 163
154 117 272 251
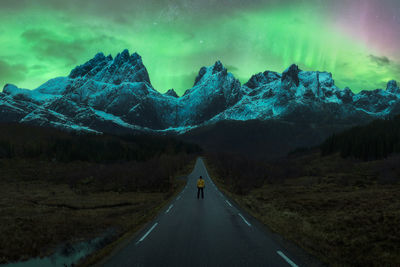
1 49 399 140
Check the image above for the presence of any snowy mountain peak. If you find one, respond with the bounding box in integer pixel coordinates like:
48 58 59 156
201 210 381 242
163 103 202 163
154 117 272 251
193 61 229 87
69 52 111 78
69 49 151 85
94 52 107 60
114 49 141 64
165 89 179 98
282 64 300 88
386 80 399 94
3 84 18 94
212 60 227 75
244 71 281 89
194 67 207 86
1 49 400 134
116 49 130 60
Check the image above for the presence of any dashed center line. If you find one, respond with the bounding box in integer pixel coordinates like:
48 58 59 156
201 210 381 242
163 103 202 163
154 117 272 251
165 204 173 214
225 200 233 207
277 251 298 267
238 213 252 227
136 222 158 244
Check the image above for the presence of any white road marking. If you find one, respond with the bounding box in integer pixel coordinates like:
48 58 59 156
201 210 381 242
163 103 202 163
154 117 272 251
165 204 173 214
238 213 252 227
225 200 233 207
277 251 298 267
136 223 158 244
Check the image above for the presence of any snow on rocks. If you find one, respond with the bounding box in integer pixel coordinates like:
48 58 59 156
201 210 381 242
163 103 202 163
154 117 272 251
1 50 400 134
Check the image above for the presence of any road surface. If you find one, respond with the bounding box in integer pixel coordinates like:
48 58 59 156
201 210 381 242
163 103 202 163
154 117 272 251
103 158 317 267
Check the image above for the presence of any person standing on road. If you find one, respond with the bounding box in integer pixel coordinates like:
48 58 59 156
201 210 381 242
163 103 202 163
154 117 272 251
197 176 205 199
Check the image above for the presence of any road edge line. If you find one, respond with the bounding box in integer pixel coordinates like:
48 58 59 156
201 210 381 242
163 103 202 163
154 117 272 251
238 213 252 227
136 222 158 244
165 204 174 214
277 250 298 267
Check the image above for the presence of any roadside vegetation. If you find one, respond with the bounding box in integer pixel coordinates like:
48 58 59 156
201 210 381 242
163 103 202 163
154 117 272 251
0 123 200 264
205 116 400 266
321 115 400 160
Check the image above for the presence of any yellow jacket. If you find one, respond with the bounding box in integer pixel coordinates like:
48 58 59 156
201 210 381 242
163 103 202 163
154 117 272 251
197 178 205 188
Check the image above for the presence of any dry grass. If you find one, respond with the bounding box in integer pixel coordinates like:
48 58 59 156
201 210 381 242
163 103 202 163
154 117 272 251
80 160 194 266
0 158 194 265
204 154 400 266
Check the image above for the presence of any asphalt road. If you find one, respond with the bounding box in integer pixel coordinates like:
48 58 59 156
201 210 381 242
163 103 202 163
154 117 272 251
103 158 316 267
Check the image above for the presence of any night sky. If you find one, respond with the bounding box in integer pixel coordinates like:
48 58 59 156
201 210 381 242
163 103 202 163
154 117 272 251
1 0 399 95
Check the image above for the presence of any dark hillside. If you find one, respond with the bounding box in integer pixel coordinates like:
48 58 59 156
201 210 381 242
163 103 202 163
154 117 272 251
204 117 400 265
321 115 400 160
180 119 354 160
0 123 201 264
0 123 201 163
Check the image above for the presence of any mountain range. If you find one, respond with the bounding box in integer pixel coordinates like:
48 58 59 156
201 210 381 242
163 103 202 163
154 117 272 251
1 49 399 157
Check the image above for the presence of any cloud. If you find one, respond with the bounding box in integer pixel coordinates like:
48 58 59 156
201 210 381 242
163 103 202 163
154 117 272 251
31 64 46 70
21 29 122 65
1 0 270 25
21 29 87 64
369 54 391 66
182 32 196 42
368 54 400 77
290 17 304 25
0 60 28 87
0 0 30 9
225 65 239 71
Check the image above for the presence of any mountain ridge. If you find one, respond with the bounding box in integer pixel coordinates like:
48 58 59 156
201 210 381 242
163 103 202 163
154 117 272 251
1 49 399 136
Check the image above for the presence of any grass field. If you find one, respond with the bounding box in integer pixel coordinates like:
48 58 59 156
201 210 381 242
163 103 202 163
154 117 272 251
205 153 400 266
0 158 195 265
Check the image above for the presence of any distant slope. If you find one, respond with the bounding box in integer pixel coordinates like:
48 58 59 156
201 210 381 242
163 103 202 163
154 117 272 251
321 115 400 160
0 123 201 163
179 119 354 159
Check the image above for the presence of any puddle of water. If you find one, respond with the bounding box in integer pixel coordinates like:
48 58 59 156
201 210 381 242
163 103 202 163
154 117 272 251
2 229 116 267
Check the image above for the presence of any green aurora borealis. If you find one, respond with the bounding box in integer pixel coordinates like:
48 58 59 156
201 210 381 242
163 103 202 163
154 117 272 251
1 0 399 95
